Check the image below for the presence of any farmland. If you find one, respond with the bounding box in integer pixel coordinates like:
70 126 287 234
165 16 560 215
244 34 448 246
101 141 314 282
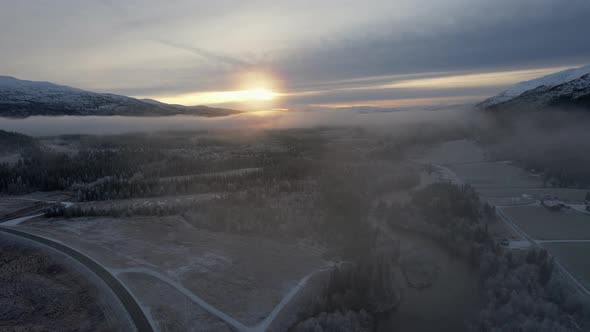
542 242 590 291
16 215 327 329
502 205 590 240
420 139 590 298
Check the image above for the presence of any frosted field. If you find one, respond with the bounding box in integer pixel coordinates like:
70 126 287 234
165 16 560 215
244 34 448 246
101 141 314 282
449 162 542 189
15 215 327 328
417 139 486 165
502 206 590 240
0 199 39 216
120 272 233 331
478 187 589 203
541 242 590 291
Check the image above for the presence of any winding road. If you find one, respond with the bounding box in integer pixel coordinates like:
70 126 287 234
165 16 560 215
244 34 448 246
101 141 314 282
0 198 331 331
0 201 154 332
112 266 330 332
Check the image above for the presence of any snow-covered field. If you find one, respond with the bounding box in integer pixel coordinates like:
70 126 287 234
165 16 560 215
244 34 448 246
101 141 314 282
14 215 328 330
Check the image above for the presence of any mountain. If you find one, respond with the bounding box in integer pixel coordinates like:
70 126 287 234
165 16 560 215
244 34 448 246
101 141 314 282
140 98 242 117
479 64 590 111
0 76 242 118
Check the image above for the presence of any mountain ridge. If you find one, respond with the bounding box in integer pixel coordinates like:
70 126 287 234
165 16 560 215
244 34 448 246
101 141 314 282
0 76 242 118
478 65 590 111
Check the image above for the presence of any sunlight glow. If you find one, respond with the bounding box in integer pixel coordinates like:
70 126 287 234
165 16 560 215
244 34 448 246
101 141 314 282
310 95 487 108
155 88 278 105
151 70 283 107
385 66 575 89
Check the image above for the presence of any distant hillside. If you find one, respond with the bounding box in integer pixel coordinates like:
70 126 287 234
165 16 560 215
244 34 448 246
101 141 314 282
479 64 590 111
0 76 243 118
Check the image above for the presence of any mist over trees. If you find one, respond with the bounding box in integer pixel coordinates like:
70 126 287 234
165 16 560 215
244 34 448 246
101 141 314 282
480 110 590 188
0 130 39 155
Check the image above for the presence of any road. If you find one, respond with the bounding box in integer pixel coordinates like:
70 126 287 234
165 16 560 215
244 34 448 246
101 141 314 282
112 267 248 331
435 163 590 296
0 226 154 331
0 198 331 331
0 201 154 332
113 266 331 332
0 198 74 226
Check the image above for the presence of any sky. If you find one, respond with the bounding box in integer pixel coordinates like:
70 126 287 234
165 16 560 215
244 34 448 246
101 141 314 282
1 0 589 110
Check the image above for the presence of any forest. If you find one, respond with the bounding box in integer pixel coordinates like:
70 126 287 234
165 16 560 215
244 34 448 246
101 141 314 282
3 125 590 331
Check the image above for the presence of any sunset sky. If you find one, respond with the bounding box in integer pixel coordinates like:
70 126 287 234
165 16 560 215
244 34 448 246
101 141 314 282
1 0 589 109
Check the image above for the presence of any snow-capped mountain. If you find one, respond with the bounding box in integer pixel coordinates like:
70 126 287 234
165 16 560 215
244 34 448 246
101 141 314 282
0 76 241 118
479 64 590 110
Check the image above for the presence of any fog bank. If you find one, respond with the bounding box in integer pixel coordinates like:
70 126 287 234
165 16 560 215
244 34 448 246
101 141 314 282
0 108 475 137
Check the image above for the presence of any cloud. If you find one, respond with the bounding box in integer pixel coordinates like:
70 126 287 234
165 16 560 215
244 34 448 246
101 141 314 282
97 0 249 67
1 0 589 108
272 0 590 90
151 39 249 67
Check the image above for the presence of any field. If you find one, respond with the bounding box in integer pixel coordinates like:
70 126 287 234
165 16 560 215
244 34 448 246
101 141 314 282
542 242 590 291
119 272 233 332
502 205 590 240
415 139 486 165
16 215 327 329
477 187 589 203
420 139 590 299
449 162 542 189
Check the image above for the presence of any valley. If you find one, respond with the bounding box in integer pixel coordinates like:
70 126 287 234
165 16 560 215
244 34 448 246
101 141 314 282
2 120 589 331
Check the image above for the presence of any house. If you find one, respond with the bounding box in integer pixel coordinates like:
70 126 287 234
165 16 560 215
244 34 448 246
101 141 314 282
541 195 565 211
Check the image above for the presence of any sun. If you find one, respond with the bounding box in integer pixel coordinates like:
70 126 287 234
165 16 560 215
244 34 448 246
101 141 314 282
233 88 277 101
152 71 282 107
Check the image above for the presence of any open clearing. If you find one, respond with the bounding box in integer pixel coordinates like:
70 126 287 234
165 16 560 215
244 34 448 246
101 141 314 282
449 162 542 189
541 242 590 291
119 272 232 331
502 206 590 240
477 187 589 203
15 215 327 328
415 139 486 165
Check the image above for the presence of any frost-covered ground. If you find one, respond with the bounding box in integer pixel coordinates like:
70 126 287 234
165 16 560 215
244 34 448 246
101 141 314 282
14 215 327 330
0 233 133 331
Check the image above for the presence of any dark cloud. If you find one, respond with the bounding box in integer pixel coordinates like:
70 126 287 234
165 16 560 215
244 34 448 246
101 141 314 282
274 0 590 91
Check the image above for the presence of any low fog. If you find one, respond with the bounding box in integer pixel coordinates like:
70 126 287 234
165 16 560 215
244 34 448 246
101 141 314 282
0 107 478 137
482 109 590 187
